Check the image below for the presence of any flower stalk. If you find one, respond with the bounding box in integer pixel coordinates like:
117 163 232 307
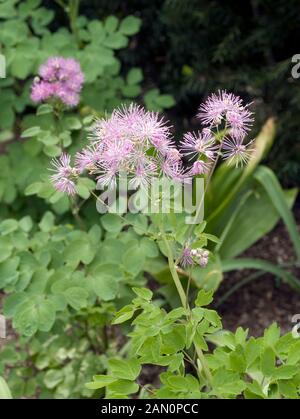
158 218 213 388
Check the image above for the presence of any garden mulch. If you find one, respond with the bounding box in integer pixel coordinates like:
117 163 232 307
214 204 300 336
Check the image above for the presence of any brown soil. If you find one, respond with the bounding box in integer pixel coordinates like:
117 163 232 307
214 204 300 336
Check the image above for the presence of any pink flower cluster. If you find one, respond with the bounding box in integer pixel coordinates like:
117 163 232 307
180 90 254 170
31 57 84 107
49 92 255 196
75 104 186 189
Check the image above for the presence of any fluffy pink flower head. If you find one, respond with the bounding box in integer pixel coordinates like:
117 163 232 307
197 90 253 138
180 129 218 161
77 104 185 189
222 136 254 167
31 57 84 107
50 153 78 196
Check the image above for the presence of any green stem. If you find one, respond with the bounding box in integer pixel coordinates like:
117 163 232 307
195 345 213 385
185 145 221 239
158 219 213 388
69 0 80 45
69 197 86 230
161 231 187 309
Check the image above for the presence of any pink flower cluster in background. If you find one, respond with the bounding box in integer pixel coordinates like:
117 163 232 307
31 57 84 107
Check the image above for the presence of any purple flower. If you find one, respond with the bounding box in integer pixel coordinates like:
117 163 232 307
30 81 53 102
75 144 102 173
222 136 254 167
180 246 194 267
197 90 253 138
180 129 218 161
50 153 78 195
31 57 84 107
180 247 210 268
88 104 184 189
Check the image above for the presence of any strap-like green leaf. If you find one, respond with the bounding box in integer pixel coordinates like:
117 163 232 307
222 258 300 292
255 165 300 261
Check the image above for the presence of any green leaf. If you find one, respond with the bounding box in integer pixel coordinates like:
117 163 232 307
0 219 18 235
38 211 55 232
195 289 214 307
76 183 90 199
89 264 120 301
0 257 20 288
101 213 124 233
217 186 297 259
126 213 148 235
0 241 12 264
3 292 27 317
122 243 146 276
104 15 119 33
121 84 141 98
13 296 56 336
203 309 222 328
85 375 117 390
36 104 53 116
43 144 61 157
64 239 95 266
21 126 41 138
278 380 298 399
245 118 276 175
155 94 175 109
206 118 276 228
24 182 43 196
222 258 300 292
261 347 275 377
229 347 247 373
19 216 33 232
43 370 64 390
109 358 141 381
211 369 246 396
132 287 153 301
103 33 128 49
119 16 141 35
112 305 135 325
272 365 298 380
65 117 82 130
0 130 13 143
108 379 139 395
127 68 143 85
63 287 89 310
140 237 159 258
255 165 300 261
191 256 223 291
161 325 186 354
264 323 280 346
287 340 300 364
0 377 12 399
